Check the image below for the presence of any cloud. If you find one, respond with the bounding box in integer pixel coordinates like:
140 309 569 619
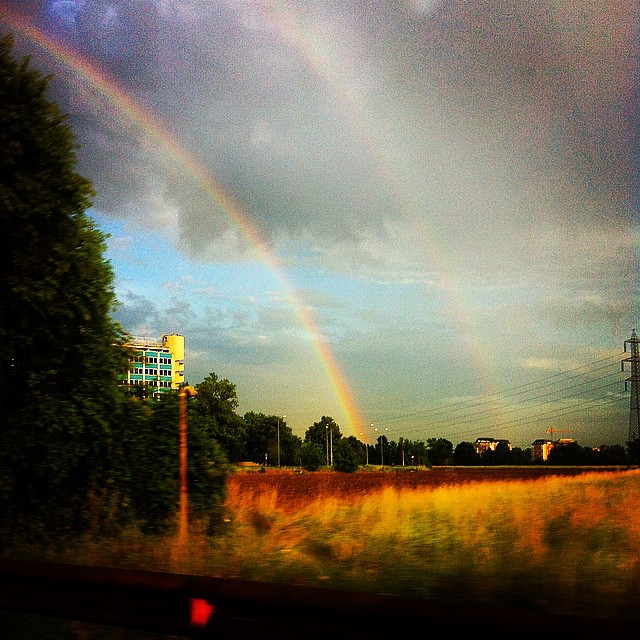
524 358 573 372
114 289 161 332
13 1 630 288
8 2 637 341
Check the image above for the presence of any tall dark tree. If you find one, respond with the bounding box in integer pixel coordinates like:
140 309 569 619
333 438 360 473
243 412 301 466
106 393 228 534
300 442 324 471
193 372 245 462
426 438 454 466
278 424 302 467
0 35 128 534
547 441 589 465
594 444 628 465
625 438 640 465
493 440 513 465
374 434 389 466
407 440 428 467
243 411 275 464
509 447 532 465
304 416 342 464
453 441 480 466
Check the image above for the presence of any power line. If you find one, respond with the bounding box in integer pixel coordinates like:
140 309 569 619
374 353 623 426
410 373 622 433
448 393 625 443
364 352 627 442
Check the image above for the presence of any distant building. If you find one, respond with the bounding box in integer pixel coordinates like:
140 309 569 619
119 334 185 396
474 437 512 456
531 437 576 462
531 438 554 462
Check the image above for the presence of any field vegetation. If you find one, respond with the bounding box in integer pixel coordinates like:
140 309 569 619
10 466 639 625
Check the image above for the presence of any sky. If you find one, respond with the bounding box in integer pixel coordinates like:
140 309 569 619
2 1 638 448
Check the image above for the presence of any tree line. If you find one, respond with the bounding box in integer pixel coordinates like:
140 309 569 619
179 371 638 471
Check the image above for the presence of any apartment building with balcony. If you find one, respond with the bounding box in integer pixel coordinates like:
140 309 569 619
119 333 185 395
531 437 576 462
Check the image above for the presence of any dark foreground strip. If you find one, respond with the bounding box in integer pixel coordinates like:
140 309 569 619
0 559 634 639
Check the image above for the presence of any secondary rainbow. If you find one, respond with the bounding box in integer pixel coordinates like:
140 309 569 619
264 4 503 416
1 8 366 436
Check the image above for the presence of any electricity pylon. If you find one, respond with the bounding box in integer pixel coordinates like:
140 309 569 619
622 329 640 442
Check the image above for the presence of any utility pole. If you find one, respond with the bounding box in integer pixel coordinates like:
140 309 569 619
623 329 640 441
277 414 286 468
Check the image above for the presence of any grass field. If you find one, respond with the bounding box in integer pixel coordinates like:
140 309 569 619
8 466 640 624
211 467 640 622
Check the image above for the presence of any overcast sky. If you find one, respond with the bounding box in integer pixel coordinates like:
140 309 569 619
3 1 638 447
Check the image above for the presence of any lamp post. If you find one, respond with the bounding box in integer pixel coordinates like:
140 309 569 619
330 425 333 466
359 431 369 466
277 414 286 468
375 426 389 467
325 425 329 466
178 385 197 545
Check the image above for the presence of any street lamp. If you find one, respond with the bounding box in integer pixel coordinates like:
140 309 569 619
325 425 329 466
369 423 373 466
277 414 286 468
375 426 389 467
359 431 369 466
178 385 197 545
330 425 333 466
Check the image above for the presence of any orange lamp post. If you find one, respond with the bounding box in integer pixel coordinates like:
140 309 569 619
178 385 197 545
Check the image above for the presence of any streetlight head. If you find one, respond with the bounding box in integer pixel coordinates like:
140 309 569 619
180 385 197 397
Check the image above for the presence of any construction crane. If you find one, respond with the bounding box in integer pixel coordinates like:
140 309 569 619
545 427 571 441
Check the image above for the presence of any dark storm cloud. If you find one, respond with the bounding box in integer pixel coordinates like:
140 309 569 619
424 0 636 219
114 289 160 330
43 0 161 93
5 1 636 273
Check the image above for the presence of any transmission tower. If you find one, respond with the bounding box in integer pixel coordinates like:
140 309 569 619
622 328 640 441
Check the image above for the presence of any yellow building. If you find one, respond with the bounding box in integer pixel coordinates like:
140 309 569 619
531 437 575 462
120 334 185 394
531 438 554 462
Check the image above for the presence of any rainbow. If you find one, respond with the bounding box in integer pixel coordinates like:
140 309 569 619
0 7 366 435
264 4 502 405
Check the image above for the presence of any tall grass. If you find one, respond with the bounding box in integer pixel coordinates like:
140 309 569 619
211 469 640 621
7 469 640 622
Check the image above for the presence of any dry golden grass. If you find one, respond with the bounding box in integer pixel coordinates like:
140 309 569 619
10 467 640 622
207 468 640 621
